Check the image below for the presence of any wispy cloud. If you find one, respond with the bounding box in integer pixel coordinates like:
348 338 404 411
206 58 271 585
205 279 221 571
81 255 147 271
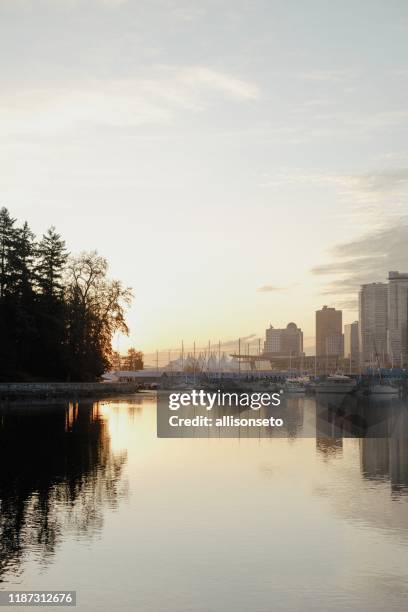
0 67 260 137
183 67 259 100
257 285 283 293
299 69 353 83
335 298 359 310
260 167 408 222
261 167 408 192
257 283 298 293
311 256 387 277
264 107 408 143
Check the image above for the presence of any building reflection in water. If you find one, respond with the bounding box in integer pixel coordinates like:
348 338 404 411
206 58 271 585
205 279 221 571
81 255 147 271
315 393 408 497
0 400 127 582
360 404 408 496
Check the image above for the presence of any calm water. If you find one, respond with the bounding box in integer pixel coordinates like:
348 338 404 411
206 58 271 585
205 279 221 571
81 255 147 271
0 393 408 611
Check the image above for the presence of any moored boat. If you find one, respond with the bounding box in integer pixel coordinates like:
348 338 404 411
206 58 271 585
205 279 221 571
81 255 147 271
315 374 357 394
282 377 306 393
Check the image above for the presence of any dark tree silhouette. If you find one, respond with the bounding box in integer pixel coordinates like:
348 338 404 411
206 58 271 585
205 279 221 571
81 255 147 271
36 226 68 298
0 207 16 299
0 208 132 382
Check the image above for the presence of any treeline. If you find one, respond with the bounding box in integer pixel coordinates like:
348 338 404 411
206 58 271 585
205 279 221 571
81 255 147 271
0 207 132 382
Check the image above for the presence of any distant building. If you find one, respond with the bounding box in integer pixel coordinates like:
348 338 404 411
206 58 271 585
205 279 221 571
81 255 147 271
325 334 344 357
264 322 303 356
344 321 359 361
387 271 408 366
316 306 343 357
359 283 388 365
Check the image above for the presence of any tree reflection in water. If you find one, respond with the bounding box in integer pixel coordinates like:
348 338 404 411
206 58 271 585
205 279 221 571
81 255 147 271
0 401 127 581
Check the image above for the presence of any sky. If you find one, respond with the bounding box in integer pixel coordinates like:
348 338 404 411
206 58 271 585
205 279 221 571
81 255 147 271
1 0 408 355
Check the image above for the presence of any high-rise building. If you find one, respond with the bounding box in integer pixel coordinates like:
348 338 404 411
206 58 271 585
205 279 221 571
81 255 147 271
344 321 359 361
316 306 342 357
387 271 408 366
359 283 388 365
264 322 303 356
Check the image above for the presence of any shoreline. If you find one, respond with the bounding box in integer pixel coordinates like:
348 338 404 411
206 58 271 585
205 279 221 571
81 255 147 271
0 382 142 400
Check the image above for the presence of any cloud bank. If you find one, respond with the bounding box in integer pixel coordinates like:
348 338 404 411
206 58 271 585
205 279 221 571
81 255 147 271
311 220 408 306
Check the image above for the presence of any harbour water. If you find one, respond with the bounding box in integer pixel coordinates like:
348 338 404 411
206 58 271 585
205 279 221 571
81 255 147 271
0 393 407 611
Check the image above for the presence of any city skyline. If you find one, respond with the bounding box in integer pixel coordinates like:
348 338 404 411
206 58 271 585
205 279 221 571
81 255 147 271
136 268 408 367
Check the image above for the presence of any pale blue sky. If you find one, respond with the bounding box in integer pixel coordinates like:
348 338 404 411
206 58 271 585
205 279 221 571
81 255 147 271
1 0 408 352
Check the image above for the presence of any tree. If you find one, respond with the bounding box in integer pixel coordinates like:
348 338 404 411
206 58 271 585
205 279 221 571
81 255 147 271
11 222 36 299
36 226 68 298
123 348 144 371
8 222 38 375
0 210 38 377
111 351 122 370
34 226 69 380
65 251 133 381
0 207 16 299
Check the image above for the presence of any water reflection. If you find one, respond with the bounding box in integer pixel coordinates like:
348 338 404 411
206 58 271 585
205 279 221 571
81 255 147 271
0 400 127 582
0 393 407 612
361 436 408 496
316 436 343 459
315 394 408 497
